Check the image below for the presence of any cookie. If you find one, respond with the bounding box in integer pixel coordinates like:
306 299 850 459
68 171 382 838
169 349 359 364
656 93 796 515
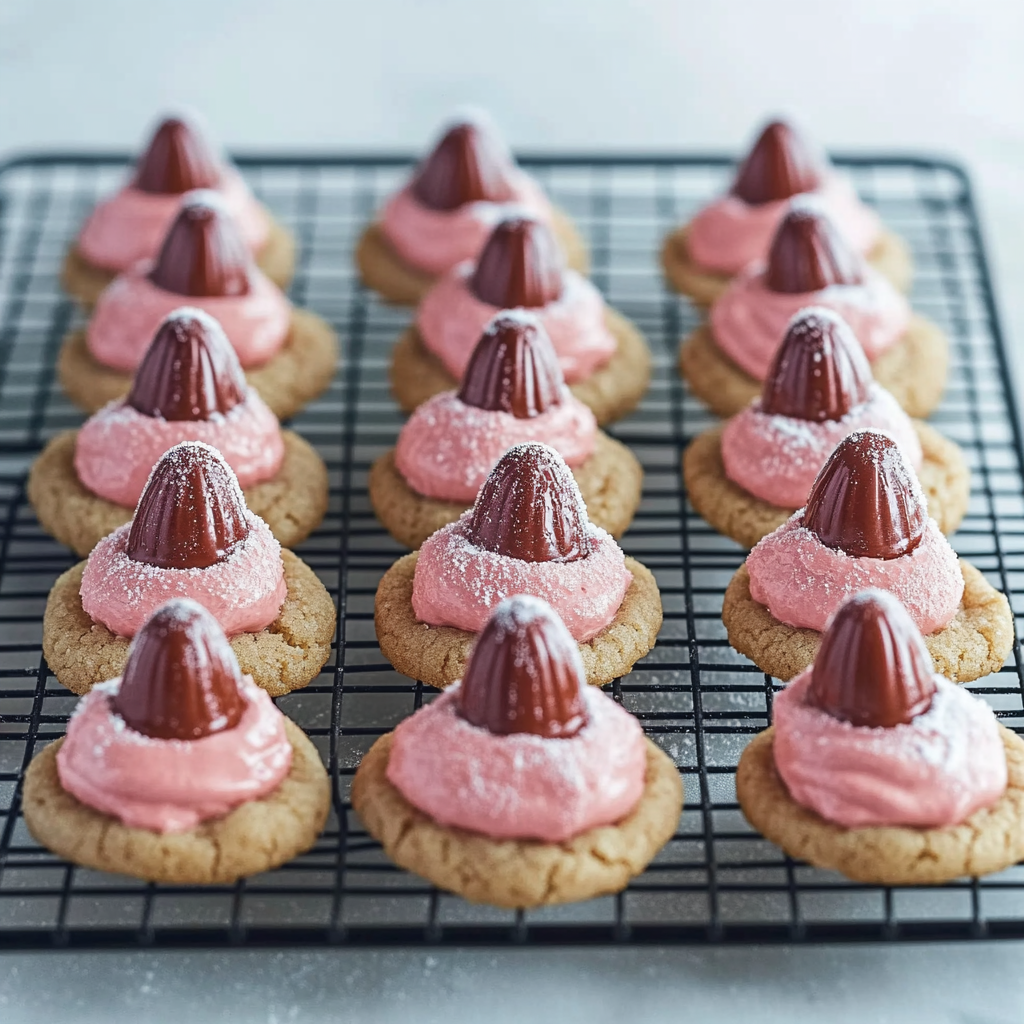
355 207 590 307
374 551 662 689
60 213 297 310
684 421 970 549
351 730 682 908
661 223 913 307
43 549 336 697
737 725 1024 885
722 560 1014 683
58 307 338 421
29 428 330 555
389 308 651 426
22 717 330 884
679 318 948 420
368 430 643 549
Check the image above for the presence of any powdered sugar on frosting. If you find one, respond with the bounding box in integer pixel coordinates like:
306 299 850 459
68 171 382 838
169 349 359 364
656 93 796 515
710 264 911 381
773 669 1006 828
686 172 881 276
86 261 291 372
721 384 922 509
80 510 287 638
386 684 646 842
746 516 963 633
412 514 632 641
75 391 284 508
77 168 270 273
57 676 292 833
394 389 596 503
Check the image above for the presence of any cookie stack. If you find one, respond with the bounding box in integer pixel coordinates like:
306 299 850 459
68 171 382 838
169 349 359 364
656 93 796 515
22 110 1022 901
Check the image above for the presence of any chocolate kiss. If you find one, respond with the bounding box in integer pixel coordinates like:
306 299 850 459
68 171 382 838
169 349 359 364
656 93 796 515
467 442 589 563
469 216 565 308
802 430 927 559
410 121 518 211
807 589 936 728
459 595 589 739
731 120 825 206
761 308 872 422
765 203 864 293
127 308 247 421
457 311 564 418
148 192 252 297
126 441 250 570
134 117 221 195
111 599 246 740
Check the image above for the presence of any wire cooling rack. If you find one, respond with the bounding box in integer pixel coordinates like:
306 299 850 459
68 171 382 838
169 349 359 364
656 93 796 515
0 152 1021 951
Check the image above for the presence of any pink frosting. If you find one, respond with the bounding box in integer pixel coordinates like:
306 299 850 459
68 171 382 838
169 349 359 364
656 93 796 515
77 169 270 273
412 516 632 642
773 669 1006 829
721 385 922 509
57 677 292 833
380 173 553 275
386 685 646 841
394 389 596 503
710 267 912 381
86 264 291 372
74 392 284 508
746 517 963 634
80 511 287 638
687 173 881 275
416 266 616 384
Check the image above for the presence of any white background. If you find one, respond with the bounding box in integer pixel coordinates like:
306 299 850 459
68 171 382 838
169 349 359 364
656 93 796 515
2 1 1024 1020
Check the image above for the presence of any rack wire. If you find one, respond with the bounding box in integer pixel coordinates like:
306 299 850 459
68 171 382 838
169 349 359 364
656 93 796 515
0 152 1021 950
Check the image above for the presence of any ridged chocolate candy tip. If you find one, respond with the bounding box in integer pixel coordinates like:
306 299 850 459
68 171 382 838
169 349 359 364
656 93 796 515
761 307 873 422
148 191 252 298
807 589 936 728
765 201 864 293
112 598 246 741
134 117 221 195
459 595 589 738
411 120 517 211
457 311 564 418
803 430 927 559
469 215 564 308
731 120 824 206
127 307 247 421
126 441 250 570
468 442 589 563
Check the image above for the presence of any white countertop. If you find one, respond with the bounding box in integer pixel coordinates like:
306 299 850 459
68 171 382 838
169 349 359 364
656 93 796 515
2 0 1023 1020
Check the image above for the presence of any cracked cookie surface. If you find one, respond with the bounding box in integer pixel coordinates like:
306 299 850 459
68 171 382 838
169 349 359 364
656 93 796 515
374 551 663 689
722 560 1014 683
737 725 1024 884
43 550 337 697
351 730 682 908
23 717 330 884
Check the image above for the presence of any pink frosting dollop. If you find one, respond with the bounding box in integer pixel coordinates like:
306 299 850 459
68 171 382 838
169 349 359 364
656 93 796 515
687 173 881 276
380 173 553 275
746 516 963 634
710 266 912 381
80 511 287 638
57 677 292 833
721 384 922 509
773 669 1006 829
416 266 616 384
386 684 646 841
74 392 284 508
394 389 596 503
77 169 270 273
412 515 632 642
86 263 291 372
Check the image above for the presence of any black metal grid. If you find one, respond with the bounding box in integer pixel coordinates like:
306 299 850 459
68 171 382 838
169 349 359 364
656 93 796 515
0 151 1022 951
